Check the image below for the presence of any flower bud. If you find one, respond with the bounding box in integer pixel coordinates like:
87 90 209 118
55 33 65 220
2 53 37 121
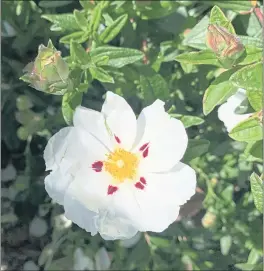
206 24 245 68
20 40 72 95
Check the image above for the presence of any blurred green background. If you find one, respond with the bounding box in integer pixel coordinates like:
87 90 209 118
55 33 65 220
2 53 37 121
1 1 263 270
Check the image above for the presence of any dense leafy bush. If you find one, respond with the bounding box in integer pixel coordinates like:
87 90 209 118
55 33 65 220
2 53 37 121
2 1 263 270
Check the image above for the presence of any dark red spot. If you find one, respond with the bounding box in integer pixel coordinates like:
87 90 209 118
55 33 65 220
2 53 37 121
139 143 149 151
142 147 149 158
92 161 103 172
114 135 121 144
107 185 118 195
140 177 146 185
135 182 145 190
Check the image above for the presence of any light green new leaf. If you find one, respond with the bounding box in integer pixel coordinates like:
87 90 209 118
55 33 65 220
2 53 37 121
250 172 263 213
41 14 80 32
203 69 238 115
229 117 262 142
230 62 262 110
74 10 88 31
230 62 262 92
238 45 262 65
88 2 105 34
200 1 252 12
220 235 232 256
60 31 89 44
210 6 235 34
180 115 204 128
62 91 83 125
175 50 221 66
238 35 263 48
183 139 210 162
183 15 209 50
90 46 144 68
90 67 114 83
245 140 263 160
100 14 128 43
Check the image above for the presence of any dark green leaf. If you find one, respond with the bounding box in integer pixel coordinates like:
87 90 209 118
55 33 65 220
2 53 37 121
183 139 210 162
90 46 144 68
41 14 80 32
200 1 253 12
100 14 128 43
74 10 88 31
90 67 114 83
62 91 83 125
38 1 73 8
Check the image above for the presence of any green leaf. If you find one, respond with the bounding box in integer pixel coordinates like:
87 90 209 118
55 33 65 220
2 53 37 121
250 172 263 213
238 35 263 48
149 236 171 248
175 50 221 66
245 141 263 160
138 66 169 104
100 14 128 43
60 31 89 44
183 15 209 50
41 14 80 32
235 263 255 271
229 117 262 142
231 62 262 92
74 10 88 31
179 115 204 128
70 41 90 65
200 1 253 12
90 46 144 68
203 69 238 115
247 90 262 111
62 91 83 125
90 67 114 83
183 139 210 162
88 2 104 34
238 45 263 65
38 1 73 8
220 235 232 256
210 6 235 34
247 249 261 265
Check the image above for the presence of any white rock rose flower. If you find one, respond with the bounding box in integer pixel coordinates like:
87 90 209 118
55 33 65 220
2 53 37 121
44 91 196 240
218 88 252 132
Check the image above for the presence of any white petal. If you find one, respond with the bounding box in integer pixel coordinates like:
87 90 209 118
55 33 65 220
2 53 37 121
64 196 98 236
102 91 137 150
95 247 111 270
73 107 112 150
218 88 251 132
96 209 138 240
133 100 188 172
111 162 196 232
44 168 74 205
119 232 142 248
44 127 108 205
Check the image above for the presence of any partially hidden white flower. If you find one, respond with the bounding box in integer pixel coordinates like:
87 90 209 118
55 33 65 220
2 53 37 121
120 232 142 248
218 88 252 132
44 91 196 240
73 247 111 271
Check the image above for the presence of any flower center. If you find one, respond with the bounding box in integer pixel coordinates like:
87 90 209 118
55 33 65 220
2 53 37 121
104 148 139 184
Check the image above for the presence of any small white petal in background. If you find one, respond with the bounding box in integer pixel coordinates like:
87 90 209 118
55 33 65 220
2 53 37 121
73 248 94 271
120 232 142 248
1 164 17 182
95 247 111 270
29 217 48 238
218 88 252 132
23 261 39 271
